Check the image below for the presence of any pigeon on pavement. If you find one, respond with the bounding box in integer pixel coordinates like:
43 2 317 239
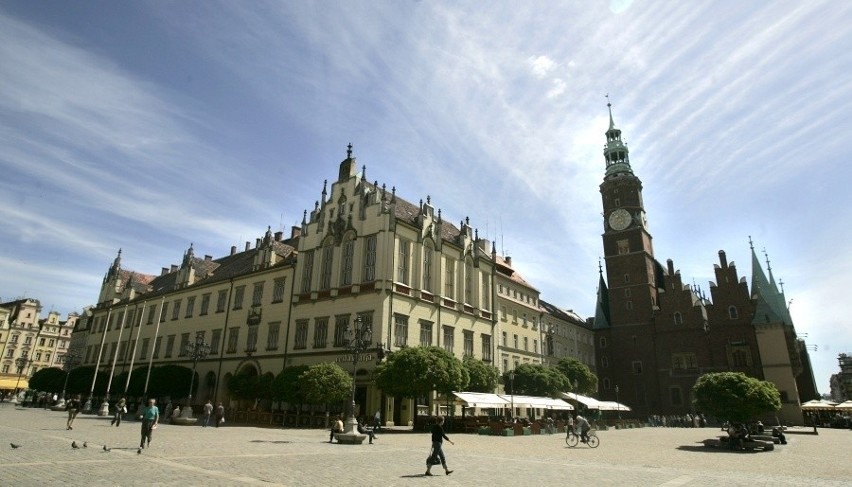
137 448 142 454
83 442 88 448
10 443 22 449
103 445 111 452
72 441 80 449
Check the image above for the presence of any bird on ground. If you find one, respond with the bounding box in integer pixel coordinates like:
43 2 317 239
10 443 22 449
72 441 80 449
83 442 88 448
103 445 111 452
137 448 142 455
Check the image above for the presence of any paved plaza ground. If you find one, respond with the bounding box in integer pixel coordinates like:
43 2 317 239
1 404 850 486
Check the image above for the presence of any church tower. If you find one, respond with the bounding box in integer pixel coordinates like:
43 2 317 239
599 101 658 325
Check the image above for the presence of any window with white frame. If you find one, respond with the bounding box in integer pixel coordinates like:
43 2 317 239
320 244 334 290
423 242 434 292
420 320 433 346
301 250 314 293
394 314 408 347
364 235 377 281
443 326 454 353
397 239 410 284
341 237 354 286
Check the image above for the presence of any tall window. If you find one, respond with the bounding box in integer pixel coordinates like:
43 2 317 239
272 279 286 303
397 240 410 284
481 274 490 310
364 235 377 281
341 237 354 286
226 328 240 353
246 325 258 352
481 334 492 362
140 338 149 359
443 326 454 353
463 330 474 357
394 314 408 347
178 333 190 356
267 322 280 350
728 306 738 319
673 312 683 325
444 259 455 299
423 242 433 292
172 299 181 320
165 335 176 358
210 329 222 355
420 320 433 346
502 331 507 346
185 297 195 318
147 307 156 324
160 303 168 322
320 244 334 290
301 250 314 293
294 320 309 349
233 286 245 310
200 293 211 315
334 316 348 347
513 334 518 349
464 259 473 304
314 318 329 348
216 290 228 312
252 282 264 306
153 337 162 358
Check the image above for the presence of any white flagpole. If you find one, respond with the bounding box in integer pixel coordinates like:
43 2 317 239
143 297 166 399
86 307 112 412
104 305 129 400
124 301 147 394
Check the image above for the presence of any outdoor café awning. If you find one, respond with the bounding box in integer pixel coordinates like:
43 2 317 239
835 400 852 410
801 399 837 410
0 378 28 390
558 392 601 409
597 400 632 412
500 394 574 410
452 392 510 408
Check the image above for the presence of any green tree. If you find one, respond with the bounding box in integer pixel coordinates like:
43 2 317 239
300 362 352 408
271 365 309 406
227 373 258 401
692 372 781 423
555 358 598 395
504 363 568 397
462 356 499 392
28 367 65 392
148 365 192 399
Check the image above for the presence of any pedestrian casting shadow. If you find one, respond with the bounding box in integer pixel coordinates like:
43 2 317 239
400 474 431 478
250 440 292 444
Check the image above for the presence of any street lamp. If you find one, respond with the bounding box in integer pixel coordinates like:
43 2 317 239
58 353 80 408
338 315 372 442
13 353 31 403
509 371 515 420
180 331 211 420
615 385 621 425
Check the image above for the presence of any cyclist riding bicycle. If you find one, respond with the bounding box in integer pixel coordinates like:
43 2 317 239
575 414 591 443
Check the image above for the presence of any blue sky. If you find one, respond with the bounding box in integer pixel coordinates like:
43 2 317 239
1 1 849 394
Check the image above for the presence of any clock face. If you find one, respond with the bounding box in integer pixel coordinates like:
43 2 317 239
608 209 632 231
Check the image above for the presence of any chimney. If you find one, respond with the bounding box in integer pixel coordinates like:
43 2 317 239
230 246 237 256
245 241 250 251
255 238 261 248
161 267 169 276
718 250 727 267
204 254 212 261
505 256 512 267
274 231 283 242
170 265 178 273
291 226 301 239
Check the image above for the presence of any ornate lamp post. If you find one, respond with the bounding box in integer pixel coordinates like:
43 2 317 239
56 353 80 409
12 353 31 402
178 331 210 422
509 370 515 420
615 385 621 425
336 315 372 444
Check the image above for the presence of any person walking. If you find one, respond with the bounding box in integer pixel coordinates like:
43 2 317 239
140 398 159 449
111 397 127 426
65 394 81 430
202 400 213 427
214 402 225 427
426 416 454 476
373 408 382 431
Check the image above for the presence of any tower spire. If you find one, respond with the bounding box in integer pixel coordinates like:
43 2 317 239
602 95 632 178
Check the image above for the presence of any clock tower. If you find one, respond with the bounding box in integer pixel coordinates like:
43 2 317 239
599 101 658 326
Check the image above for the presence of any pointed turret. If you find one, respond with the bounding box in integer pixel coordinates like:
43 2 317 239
603 97 633 179
593 261 611 329
750 238 783 324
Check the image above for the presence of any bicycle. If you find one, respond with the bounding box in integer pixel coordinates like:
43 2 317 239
565 428 599 448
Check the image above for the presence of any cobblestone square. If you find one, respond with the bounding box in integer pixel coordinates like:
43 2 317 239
1 405 850 486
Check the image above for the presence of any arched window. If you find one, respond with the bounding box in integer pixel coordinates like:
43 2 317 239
422 241 434 293
728 306 738 319
673 312 683 325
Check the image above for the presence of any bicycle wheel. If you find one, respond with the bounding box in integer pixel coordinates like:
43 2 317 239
587 435 600 448
565 433 579 447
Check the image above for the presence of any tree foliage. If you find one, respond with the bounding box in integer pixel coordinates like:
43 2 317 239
28 367 65 392
228 373 258 401
271 365 309 404
148 365 193 399
300 362 352 406
463 356 500 393
65 366 110 396
504 363 568 397
692 372 781 423
374 346 468 399
555 358 599 395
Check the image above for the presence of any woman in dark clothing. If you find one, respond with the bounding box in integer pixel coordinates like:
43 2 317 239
426 416 454 476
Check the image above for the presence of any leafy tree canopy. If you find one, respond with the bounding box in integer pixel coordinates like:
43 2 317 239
555 358 598 395
28 367 65 392
374 346 468 399
462 356 499 393
692 372 781 423
149 365 192 399
504 363 568 397
300 362 352 406
272 365 310 404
